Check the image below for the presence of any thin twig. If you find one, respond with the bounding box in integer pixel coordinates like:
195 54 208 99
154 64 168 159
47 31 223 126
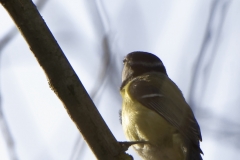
188 0 220 110
69 1 114 159
201 1 231 98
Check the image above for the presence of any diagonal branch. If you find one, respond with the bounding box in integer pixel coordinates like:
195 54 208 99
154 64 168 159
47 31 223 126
0 0 131 159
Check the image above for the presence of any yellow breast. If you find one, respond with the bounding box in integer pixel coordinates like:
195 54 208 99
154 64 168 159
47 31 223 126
120 86 185 160
121 87 174 146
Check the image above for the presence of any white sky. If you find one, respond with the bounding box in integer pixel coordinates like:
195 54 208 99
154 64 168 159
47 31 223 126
1 0 240 160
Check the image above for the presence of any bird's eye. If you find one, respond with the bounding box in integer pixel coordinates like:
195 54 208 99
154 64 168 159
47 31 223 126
123 58 127 64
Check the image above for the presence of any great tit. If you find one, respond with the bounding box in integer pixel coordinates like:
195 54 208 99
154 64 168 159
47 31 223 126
120 51 203 160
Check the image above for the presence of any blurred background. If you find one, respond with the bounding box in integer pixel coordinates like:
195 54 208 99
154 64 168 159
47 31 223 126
0 0 240 159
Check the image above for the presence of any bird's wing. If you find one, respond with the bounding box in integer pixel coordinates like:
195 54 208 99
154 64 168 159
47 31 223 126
128 74 202 152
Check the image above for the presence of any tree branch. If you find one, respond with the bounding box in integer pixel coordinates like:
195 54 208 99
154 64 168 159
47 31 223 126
0 0 131 159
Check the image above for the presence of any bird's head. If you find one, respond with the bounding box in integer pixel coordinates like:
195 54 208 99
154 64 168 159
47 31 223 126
121 51 167 88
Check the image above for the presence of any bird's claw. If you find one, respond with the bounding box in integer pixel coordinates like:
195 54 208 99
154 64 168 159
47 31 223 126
119 141 148 151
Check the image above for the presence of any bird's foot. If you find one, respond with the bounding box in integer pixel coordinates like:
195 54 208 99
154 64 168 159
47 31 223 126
119 141 148 151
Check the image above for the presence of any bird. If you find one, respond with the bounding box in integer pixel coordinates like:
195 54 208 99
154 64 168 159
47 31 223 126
120 51 203 160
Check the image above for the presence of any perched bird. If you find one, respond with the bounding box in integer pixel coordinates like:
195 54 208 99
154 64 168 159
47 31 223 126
120 51 203 160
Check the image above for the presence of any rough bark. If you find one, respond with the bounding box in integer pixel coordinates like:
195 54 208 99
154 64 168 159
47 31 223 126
0 0 131 159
